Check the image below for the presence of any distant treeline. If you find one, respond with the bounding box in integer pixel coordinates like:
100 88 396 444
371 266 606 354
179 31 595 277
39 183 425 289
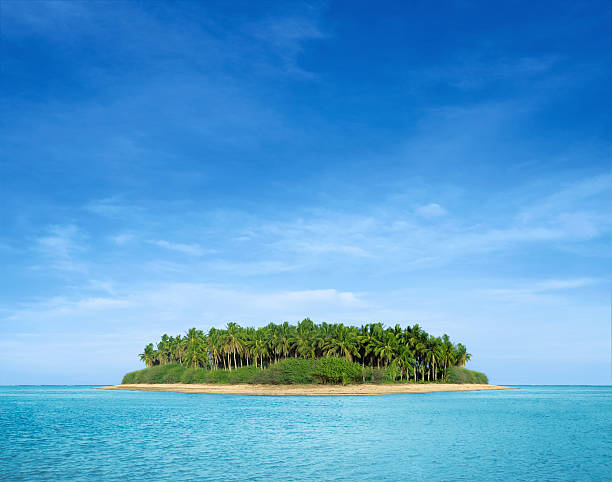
139 319 471 382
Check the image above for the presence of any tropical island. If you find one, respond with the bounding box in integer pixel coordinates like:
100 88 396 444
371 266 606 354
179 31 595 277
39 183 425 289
98 320 513 394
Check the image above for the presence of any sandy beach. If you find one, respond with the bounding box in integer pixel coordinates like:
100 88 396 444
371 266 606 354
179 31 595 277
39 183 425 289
95 383 515 396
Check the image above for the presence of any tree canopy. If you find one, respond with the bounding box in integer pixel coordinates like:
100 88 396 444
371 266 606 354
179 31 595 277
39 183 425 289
139 319 471 382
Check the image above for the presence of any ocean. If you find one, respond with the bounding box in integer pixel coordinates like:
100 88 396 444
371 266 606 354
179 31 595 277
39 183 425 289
1 385 611 480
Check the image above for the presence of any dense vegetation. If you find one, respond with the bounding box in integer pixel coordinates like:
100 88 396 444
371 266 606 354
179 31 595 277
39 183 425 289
122 360 487 385
446 366 488 384
124 358 364 385
135 319 474 383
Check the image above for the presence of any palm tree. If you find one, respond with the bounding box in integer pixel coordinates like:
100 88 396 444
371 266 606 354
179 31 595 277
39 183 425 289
396 346 415 381
374 330 398 368
207 328 223 370
227 322 246 370
140 320 472 383
295 318 315 358
427 338 443 381
183 328 206 368
368 323 385 369
276 322 295 360
325 324 359 361
249 328 268 368
441 334 455 376
265 323 280 363
455 343 471 367
157 334 171 365
139 343 157 367
242 327 256 367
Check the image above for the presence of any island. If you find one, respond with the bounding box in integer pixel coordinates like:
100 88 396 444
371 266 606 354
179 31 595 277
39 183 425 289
100 320 514 395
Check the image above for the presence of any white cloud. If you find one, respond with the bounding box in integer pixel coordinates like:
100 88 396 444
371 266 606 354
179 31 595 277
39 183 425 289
28 173 610 283
249 14 326 77
295 241 372 257
3 284 366 336
480 278 599 303
85 197 141 219
213 172 610 272
415 203 447 218
435 55 561 90
3 278 609 384
35 225 86 272
209 260 300 276
531 278 597 291
152 240 210 257
110 233 135 245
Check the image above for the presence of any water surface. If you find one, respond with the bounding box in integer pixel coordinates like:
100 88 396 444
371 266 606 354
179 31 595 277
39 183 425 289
1 386 611 480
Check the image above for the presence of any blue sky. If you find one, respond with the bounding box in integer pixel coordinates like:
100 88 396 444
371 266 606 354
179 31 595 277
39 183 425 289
1 0 610 385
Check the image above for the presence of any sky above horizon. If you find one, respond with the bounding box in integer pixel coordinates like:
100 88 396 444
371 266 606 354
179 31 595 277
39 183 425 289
1 0 611 385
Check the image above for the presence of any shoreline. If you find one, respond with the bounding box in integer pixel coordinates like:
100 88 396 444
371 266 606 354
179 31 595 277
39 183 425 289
95 383 516 396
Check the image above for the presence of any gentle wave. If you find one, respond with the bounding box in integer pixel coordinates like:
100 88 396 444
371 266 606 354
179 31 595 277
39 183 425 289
1 386 611 480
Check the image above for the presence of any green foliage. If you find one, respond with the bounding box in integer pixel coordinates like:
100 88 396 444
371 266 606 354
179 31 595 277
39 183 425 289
227 366 260 384
361 366 386 383
384 362 401 382
312 357 363 385
121 364 183 384
122 361 317 385
250 358 318 384
446 366 488 384
121 370 138 384
129 319 479 385
122 362 490 386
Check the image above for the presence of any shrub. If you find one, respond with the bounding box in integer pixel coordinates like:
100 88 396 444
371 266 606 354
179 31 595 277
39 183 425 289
250 359 317 384
179 368 198 384
121 370 138 384
228 366 260 384
312 357 363 385
121 364 186 384
383 363 401 382
446 366 488 384
360 366 385 383
205 369 230 384
121 361 487 386
161 364 186 383
250 368 283 385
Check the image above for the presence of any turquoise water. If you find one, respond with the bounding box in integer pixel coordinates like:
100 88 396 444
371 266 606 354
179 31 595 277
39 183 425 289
1 386 611 480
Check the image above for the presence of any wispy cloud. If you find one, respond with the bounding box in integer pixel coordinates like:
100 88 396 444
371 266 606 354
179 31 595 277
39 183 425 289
151 240 211 257
1 0 91 33
249 13 326 77
481 277 600 303
415 203 447 218
429 54 562 90
3 0 610 385
3 284 365 335
217 172 612 272
85 197 141 219
208 260 300 276
34 225 87 272
25 172 610 283
110 233 135 245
